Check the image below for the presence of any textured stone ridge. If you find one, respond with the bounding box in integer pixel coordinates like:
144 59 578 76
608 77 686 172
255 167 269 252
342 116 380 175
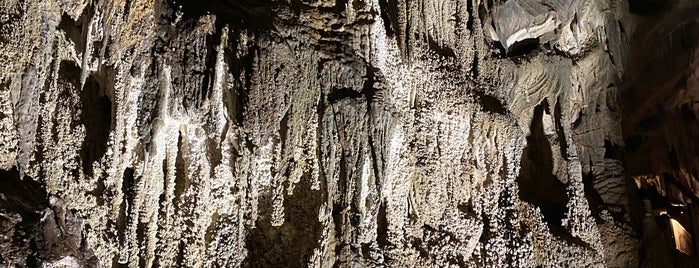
0 0 645 267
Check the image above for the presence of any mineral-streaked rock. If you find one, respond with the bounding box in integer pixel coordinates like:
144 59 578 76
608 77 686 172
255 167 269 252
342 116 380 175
0 0 687 267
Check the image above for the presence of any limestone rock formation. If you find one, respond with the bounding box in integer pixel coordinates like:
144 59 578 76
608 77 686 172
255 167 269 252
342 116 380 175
0 0 697 267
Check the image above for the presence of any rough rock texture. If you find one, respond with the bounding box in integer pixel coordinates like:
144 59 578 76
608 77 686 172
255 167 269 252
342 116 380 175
0 0 695 267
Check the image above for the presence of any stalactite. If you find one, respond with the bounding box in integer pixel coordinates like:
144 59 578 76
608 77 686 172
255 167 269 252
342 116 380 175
1 0 698 267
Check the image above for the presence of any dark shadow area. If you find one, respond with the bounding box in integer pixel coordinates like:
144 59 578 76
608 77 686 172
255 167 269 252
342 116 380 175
376 201 389 249
243 173 324 267
624 134 646 155
174 132 187 203
604 140 623 160
0 168 48 220
0 3 22 45
427 35 456 58
117 167 135 252
377 0 399 36
553 100 569 159
507 38 540 57
168 0 277 31
635 105 665 131
582 173 607 223
619 2 699 266
475 92 506 114
0 167 48 267
57 6 94 55
628 0 674 14
223 39 256 127
517 102 588 246
57 13 85 54
327 87 363 103
56 60 113 178
79 76 112 177
135 66 161 153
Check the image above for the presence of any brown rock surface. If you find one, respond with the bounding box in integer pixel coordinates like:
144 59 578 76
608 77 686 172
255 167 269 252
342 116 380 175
0 0 697 267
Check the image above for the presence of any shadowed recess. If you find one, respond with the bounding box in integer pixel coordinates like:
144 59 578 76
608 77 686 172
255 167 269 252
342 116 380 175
244 173 324 267
0 168 48 266
168 0 277 31
0 168 48 219
79 75 112 177
507 38 540 57
517 101 588 247
628 0 674 14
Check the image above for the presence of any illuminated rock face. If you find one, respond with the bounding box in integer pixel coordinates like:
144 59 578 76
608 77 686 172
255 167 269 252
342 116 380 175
0 0 695 267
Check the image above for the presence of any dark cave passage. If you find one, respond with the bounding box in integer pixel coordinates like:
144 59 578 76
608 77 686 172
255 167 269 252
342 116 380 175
620 1 699 265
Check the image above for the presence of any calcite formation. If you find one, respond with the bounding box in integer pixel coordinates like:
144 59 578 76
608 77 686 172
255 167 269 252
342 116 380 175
0 0 696 267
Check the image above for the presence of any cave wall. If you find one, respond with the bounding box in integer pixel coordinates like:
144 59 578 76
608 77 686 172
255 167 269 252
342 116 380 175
0 0 648 267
